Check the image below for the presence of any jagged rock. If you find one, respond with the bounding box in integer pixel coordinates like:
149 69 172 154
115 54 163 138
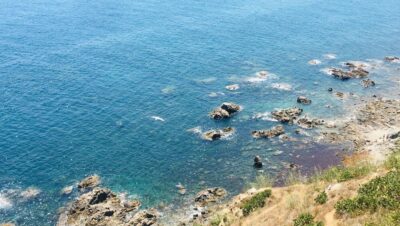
297 118 325 129
329 68 352 80
194 187 227 206
202 127 235 141
225 84 240 91
271 107 303 123
350 68 369 78
329 65 369 80
297 96 312 105
57 188 142 226
209 103 241 120
0 223 16 226
384 56 400 63
253 155 263 168
129 209 159 226
362 79 376 88
252 125 285 138
61 186 73 195
78 175 100 190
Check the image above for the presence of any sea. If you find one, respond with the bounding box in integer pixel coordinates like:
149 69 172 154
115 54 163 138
0 0 399 225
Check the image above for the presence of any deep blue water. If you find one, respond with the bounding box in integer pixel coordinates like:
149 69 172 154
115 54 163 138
0 0 400 225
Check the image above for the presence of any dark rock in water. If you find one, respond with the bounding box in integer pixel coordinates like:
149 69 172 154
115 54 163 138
271 107 303 123
77 175 100 190
252 125 285 139
253 155 263 168
349 68 369 78
202 127 235 141
335 92 345 99
384 56 400 63
57 187 144 226
328 88 333 92
209 102 241 120
194 187 227 206
361 79 376 88
220 102 241 114
330 68 352 80
297 96 312 105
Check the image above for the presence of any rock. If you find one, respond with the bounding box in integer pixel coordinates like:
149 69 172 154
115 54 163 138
61 186 74 195
57 188 143 226
194 187 227 206
328 65 369 80
389 131 400 139
252 125 285 139
297 96 312 105
329 68 352 80
176 183 186 195
202 127 235 141
271 107 303 123
0 223 16 226
225 84 240 91
253 155 263 168
130 209 159 226
209 103 241 120
384 56 400 63
297 118 324 129
256 70 268 77
361 79 376 88
335 92 344 99
78 175 101 190
328 88 333 92
308 59 321 65
349 68 369 78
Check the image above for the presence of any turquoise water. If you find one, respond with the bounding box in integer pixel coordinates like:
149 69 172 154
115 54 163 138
0 0 399 224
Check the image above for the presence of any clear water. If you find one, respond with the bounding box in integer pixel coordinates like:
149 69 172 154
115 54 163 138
0 0 399 225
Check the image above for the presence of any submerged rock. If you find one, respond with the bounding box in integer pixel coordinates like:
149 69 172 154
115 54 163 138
361 79 376 88
61 186 74 195
202 127 235 141
253 155 263 168
297 96 312 105
77 175 101 190
308 59 321 65
252 125 285 139
57 188 144 226
194 187 227 206
271 107 303 123
225 84 240 91
20 187 41 200
209 102 241 120
297 118 325 129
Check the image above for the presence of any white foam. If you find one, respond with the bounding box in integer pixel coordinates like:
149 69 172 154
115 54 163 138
20 187 41 200
308 59 321 65
187 126 202 134
195 77 217 84
151 116 165 122
252 112 278 121
270 83 292 91
0 194 12 209
323 53 337 60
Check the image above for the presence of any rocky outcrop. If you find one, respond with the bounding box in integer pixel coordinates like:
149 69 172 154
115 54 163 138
253 156 263 168
361 79 376 88
78 175 101 190
209 103 241 120
194 188 227 206
328 63 369 80
271 107 303 123
225 84 240 91
252 125 285 138
202 127 235 141
297 96 312 105
384 56 400 63
297 118 325 129
56 188 150 226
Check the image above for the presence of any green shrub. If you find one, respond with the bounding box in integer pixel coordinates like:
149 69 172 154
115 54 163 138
293 213 324 226
335 171 400 215
314 191 328 205
312 164 374 183
242 189 271 216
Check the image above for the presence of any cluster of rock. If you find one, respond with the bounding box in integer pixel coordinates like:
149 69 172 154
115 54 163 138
194 187 227 207
297 96 312 105
271 107 303 123
361 79 376 88
297 118 325 129
57 175 158 226
251 125 285 139
209 102 241 120
328 62 369 80
384 56 400 63
202 127 235 141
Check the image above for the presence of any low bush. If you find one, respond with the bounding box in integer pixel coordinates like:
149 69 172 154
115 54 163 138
293 213 323 226
314 191 328 205
242 189 271 216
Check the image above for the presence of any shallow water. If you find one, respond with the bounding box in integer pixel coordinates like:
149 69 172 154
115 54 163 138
0 0 400 224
